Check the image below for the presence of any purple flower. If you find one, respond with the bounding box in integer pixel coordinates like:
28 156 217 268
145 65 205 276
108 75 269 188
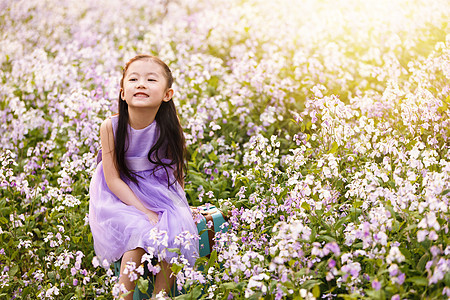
324 242 341 256
443 287 450 297
372 279 381 290
430 245 440 257
341 262 361 279
388 264 399 277
425 261 433 271
328 259 336 268
275 287 285 300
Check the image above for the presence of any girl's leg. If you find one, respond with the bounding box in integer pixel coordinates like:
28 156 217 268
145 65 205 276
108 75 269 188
119 247 146 300
153 260 175 296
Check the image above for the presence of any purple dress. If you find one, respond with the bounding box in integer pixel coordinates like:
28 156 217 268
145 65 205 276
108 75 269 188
89 115 199 266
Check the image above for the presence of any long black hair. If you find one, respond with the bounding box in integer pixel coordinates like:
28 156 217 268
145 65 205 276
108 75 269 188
115 54 186 187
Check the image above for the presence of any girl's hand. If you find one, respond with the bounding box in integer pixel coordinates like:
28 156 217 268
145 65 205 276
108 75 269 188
146 210 159 225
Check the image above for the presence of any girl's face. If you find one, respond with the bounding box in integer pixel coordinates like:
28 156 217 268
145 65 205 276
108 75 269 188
121 59 173 110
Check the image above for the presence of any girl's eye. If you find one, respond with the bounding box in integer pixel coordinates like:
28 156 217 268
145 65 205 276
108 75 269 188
148 79 156 82
129 78 137 81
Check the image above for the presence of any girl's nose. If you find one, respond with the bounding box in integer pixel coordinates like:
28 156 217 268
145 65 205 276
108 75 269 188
137 80 146 88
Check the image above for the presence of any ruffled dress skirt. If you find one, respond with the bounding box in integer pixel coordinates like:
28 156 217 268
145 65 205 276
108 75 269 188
89 161 199 266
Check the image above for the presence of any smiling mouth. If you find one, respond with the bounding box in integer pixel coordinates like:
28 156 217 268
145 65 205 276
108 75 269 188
134 92 149 97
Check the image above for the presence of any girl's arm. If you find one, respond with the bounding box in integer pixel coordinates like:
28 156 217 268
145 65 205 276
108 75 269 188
100 118 159 224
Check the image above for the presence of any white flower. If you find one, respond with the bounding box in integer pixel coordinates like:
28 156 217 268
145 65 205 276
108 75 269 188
92 256 100 268
417 230 429 242
418 212 440 231
386 246 405 264
45 286 59 298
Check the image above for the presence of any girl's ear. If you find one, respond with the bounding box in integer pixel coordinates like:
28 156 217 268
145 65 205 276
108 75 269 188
163 88 174 102
120 89 125 100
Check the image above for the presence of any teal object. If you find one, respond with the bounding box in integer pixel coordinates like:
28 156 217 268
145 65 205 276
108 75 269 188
113 205 228 299
197 205 228 257
196 215 211 258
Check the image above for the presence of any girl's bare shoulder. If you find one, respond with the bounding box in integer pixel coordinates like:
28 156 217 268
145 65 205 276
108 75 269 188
100 118 114 139
100 117 112 130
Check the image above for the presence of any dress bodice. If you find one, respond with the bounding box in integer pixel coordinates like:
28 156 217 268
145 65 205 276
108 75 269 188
111 115 167 172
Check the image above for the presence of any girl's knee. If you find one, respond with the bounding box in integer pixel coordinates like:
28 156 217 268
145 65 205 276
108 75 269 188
126 247 146 253
123 247 145 257
121 248 146 270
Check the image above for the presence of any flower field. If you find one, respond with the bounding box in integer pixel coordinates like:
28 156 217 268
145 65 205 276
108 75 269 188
1 0 450 298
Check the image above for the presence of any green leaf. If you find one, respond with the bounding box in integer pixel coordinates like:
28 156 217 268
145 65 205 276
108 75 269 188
385 205 396 219
167 248 182 255
191 285 202 299
32 228 41 238
398 247 411 260
417 253 430 272
288 259 297 267
438 99 449 114
301 202 311 211
353 242 363 249
302 280 321 290
365 290 382 298
121 291 133 298
9 264 19 277
0 206 11 215
406 277 428 286
329 141 339 154
248 292 262 300
208 151 218 161
442 189 450 195
137 277 149 294
22 286 31 297
335 215 351 229
171 263 183 275
318 235 336 243
206 250 217 273
294 268 308 279
404 224 417 231
444 271 450 287
221 282 237 290
312 284 321 298
306 121 312 130
236 282 246 291
293 294 302 300
387 180 395 188
353 201 363 208
235 176 249 186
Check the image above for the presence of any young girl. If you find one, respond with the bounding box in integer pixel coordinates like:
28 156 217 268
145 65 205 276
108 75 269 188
89 54 199 299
